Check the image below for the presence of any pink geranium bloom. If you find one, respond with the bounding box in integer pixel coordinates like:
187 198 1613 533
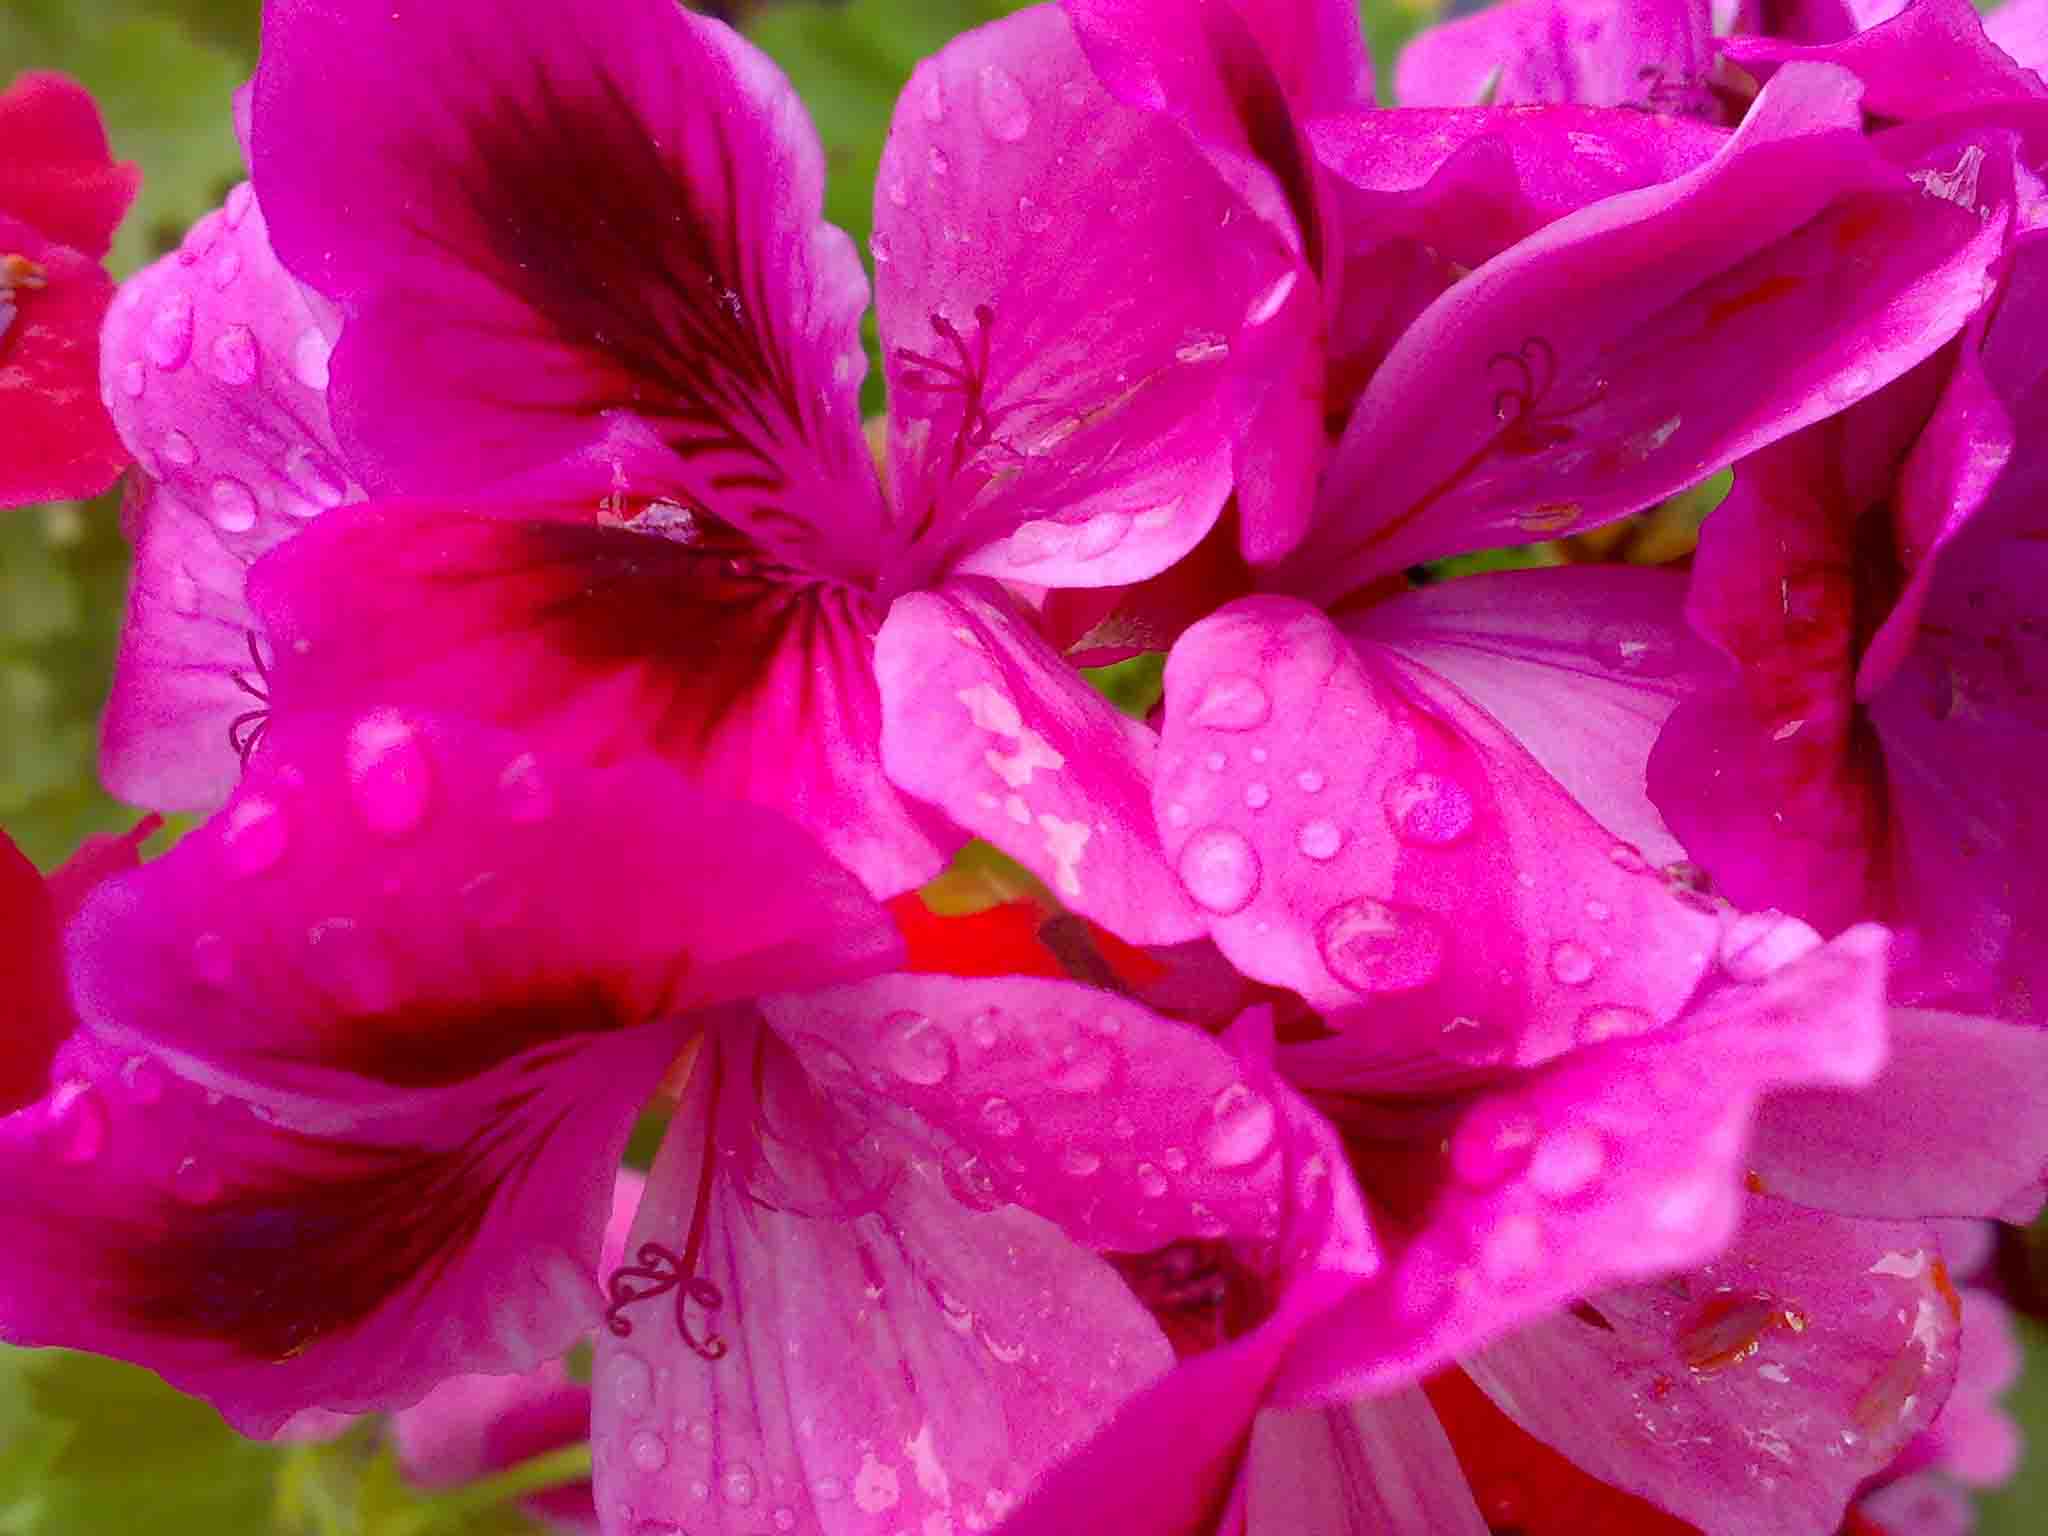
0 71 137 507
0 710 1378 1534
97 0 1291 911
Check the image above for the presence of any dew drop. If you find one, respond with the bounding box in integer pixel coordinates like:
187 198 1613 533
1136 1162 1168 1198
209 477 258 533
160 428 198 467
1245 269 1298 326
629 1431 668 1473
1585 899 1612 922
209 324 258 386
813 1476 844 1502
172 1155 224 1205
1203 1083 1278 1169
46 1079 110 1166
1317 897 1444 993
211 247 242 290
1006 519 1064 565
1589 621 1679 677
1296 819 1343 861
292 327 332 390
120 360 145 399
1296 768 1325 794
883 1011 953 1086
346 711 433 837
1549 941 1597 986
220 795 290 877
686 1418 713 1448
1189 672 1269 731
1177 827 1260 914
773 1507 797 1532
1051 1037 1116 1093
1242 782 1270 810
1383 769 1474 845
1528 1125 1606 1197
976 63 1033 142
1062 1147 1102 1177
980 1096 1022 1137
609 1352 654 1418
1161 1146 1189 1175
722 1464 758 1507
285 447 348 511
1073 508 1132 559
1203 750 1226 773
1577 1003 1651 1044
145 293 194 369
920 73 945 123
1449 1104 1536 1187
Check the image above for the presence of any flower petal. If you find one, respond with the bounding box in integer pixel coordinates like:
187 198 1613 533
1462 1201 1965 1536
0 218 127 505
0 72 138 259
252 0 886 576
873 4 1286 588
875 582 1200 944
1157 597 1719 1065
1245 1388 1490 1535
246 502 956 897
1394 0 1716 112
1725 0 2048 119
1289 61 2011 597
0 831 68 1115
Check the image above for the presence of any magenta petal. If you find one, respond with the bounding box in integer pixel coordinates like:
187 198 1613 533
875 583 1200 944
592 1032 1171 1536
873 4 1285 588
1350 565 1720 867
1725 0 2048 118
252 0 886 573
247 503 955 897
1291 926 1891 1396
0 831 69 1116
1464 1201 1965 1536
1394 0 1715 112
1985 0 2048 73
1246 1389 1489 1535
1292 62 2009 596
1157 597 1718 1064
1749 1008 2048 1222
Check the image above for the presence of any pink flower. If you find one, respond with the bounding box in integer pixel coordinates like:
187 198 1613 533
0 72 137 507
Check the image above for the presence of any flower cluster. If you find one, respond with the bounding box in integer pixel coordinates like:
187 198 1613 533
5 0 2048 1533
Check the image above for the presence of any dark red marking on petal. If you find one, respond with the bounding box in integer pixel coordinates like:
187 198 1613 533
1705 273 1804 330
1199 3 1324 277
123 1097 567 1363
437 66 815 547
226 630 272 768
1424 1366 1702 1536
606 1046 727 1359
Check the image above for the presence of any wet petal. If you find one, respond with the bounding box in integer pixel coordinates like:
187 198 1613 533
1749 1008 2048 1222
1463 1201 1965 1536
873 5 1286 587
252 0 886 576
1245 1388 1489 1535
1395 0 1716 113
875 583 1200 944
1157 597 1719 1067
1984 0 2048 74
1725 0 2048 119
592 1032 1170 1536
1290 62 2010 597
247 503 956 897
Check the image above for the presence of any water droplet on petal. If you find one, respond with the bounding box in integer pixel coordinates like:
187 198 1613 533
346 711 433 837
772 1507 797 1531
209 477 258 533
1073 508 1132 559
172 1155 223 1205
1549 941 1596 986
980 1096 1022 1137
1203 750 1226 773
285 447 347 511
629 1431 668 1473
1589 620 1680 677
1317 897 1444 993
1383 769 1474 845
813 1475 844 1502
942 1152 1004 1211
883 1011 953 1086
886 173 910 208
1006 519 1064 565
209 324 258 386
722 1464 758 1507
496 751 554 824
46 1079 110 1166
211 247 242 290
221 795 290 877
1245 269 1298 326
120 360 145 398
1297 819 1343 861
609 1352 654 1418
1062 1147 1101 1177
1203 1083 1278 1169
1162 1146 1189 1174
1136 1162 1168 1198
920 74 945 123
160 428 198 468
146 293 194 369
292 327 332 389
1296 768 1325 794
687 1419 713 1449
1243 782 1270 810
976 63 1032 141
1577 1003 1651 1044
1449 1103 1536 1187
1189 673 1269 731
1177 827 1260 914
1052 1037 1116 1093
1528 1125 1606 1197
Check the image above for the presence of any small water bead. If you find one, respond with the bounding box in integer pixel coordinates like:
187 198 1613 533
292 327 332 389
1296 819 1343 861
1063 1147 1102 1177
1528 1125 1606 1197
1245 269 1298 326
609 1351 655 1418
1052 1037 1116 1093
1203 750 1226 773
46 1080 110 1166
1161 1146 1189 1175
886 173 910 208
1317 897 1445 993
210 324 258 386
1383 769 1474 846
773 1510 797 1532
494 751 555 825
883 1011 953 1086
721 1464 759 1507
1189 673 1270 731
629 1431 669 1473
171 1155 224 1205
980 1096 1022 1137
920 73 945 123
1296 768 1325 794
1585 899 1612 922
1590 620 1679 678
1177 827 1260 914
160 428 198 467
976 63 1033 142
346 711 434 836
211 247 242 290
1549 941 1597 986
1203 1083 1278 1169
813 1476 844 1502
1136 1162 1168 1198
1242 782 1270 810
120 360 145 398
221 795 290 877
210 478 258 533
1577 1004 1651 1044
1073 508 1132 559
285 446 348 511
1449 1104 1537 1187
146 293 194 369
687 1419 713 1449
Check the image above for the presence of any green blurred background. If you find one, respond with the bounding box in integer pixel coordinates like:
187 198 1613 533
1 0 2043 1530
